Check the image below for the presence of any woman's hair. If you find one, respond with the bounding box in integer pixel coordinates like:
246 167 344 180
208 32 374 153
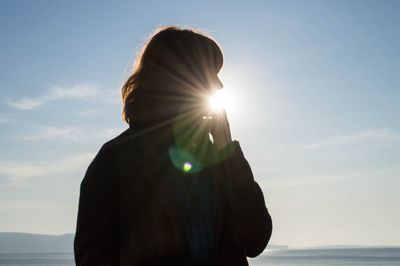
121 26 223 126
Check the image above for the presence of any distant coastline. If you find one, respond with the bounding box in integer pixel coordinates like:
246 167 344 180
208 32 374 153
0 232 398 254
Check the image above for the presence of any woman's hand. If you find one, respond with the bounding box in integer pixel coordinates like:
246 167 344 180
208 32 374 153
208 110 233 150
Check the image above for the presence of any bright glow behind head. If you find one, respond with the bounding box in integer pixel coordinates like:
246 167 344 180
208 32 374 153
208 89 232 112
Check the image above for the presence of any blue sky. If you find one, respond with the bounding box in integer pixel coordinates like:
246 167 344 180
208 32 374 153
0 0 399 247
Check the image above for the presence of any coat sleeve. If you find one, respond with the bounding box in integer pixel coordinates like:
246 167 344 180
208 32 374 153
74 145 120 266
211 140 273 258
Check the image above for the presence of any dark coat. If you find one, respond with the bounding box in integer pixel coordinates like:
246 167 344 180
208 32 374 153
74 126 272 266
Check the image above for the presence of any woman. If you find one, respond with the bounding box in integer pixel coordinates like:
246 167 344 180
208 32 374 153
74 26 272 266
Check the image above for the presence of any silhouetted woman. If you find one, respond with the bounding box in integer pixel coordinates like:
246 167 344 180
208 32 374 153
74 26 272 266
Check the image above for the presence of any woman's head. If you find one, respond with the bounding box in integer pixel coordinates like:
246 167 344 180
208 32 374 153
121 26 223 126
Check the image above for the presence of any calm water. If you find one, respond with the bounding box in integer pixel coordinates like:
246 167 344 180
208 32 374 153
0 248 399 265
0 253 74 266
250 248 400 266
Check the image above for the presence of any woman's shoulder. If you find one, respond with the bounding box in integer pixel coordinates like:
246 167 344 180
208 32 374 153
100 127 133 150
98 127 144 155
84 127 147 178
97 127 156 165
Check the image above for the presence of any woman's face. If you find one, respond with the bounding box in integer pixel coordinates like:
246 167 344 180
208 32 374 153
211 73 223 91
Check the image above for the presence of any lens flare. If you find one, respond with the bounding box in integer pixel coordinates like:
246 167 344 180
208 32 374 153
182 162 192 172
208 89 230 112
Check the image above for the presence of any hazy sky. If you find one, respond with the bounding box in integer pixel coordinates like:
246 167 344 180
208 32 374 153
0 0 399 247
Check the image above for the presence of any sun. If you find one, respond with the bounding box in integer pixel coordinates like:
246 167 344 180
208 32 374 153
208 89 232 112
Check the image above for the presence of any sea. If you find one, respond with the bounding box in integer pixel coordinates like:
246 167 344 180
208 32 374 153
0 248 399 266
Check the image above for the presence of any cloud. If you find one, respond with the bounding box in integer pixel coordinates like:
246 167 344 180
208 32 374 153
0 116 9 123
76 109 98 117
6 84 119 110
17 126 125 142
0 152 94 183
302 128 398 150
